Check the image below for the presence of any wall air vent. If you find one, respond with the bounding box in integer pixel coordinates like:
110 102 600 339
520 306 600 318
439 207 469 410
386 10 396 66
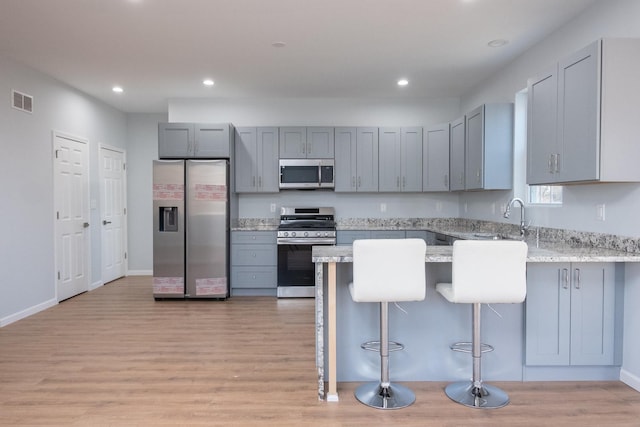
12 90 33 113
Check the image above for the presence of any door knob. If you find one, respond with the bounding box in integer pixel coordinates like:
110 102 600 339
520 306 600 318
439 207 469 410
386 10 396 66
103 220 112 225
83 222 90 228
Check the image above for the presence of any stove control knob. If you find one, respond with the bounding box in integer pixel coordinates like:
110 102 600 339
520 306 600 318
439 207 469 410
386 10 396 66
291 232 296 237
324 232 329 237
304 231 309 237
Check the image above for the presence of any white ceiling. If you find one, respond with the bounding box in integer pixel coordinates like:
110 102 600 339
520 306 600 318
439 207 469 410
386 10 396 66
0 0 597 113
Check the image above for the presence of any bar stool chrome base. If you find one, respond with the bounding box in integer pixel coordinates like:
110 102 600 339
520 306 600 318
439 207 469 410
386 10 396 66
444 381 509 409
354 382 416 410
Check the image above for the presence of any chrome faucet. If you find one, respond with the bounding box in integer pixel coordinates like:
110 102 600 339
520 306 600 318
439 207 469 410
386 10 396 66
504 197 528 238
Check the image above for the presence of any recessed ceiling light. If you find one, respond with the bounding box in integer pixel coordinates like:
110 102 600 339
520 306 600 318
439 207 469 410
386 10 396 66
397 79 409 87
203 79 215 87
112 86 123 93
488 39 508 48
272 41 286 48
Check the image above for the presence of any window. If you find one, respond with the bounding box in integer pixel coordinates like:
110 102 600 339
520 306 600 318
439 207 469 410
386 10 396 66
514 89 562 205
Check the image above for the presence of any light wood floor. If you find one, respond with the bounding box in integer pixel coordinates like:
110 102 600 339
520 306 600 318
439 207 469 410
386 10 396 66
1 276 640 426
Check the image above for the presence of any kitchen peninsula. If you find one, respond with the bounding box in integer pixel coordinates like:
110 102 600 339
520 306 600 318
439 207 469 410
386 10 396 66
312 222 640 402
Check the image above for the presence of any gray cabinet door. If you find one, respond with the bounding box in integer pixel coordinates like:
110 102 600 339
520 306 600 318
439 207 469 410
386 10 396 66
158 123 193 158
525 264 571 365
557 41 599 182
257 127 280 192
525 263 616 366
234 127 279 193
194 123 231 158
234 127 258 192
465 106 484 190
423 123 450 192
569 263 616 365
449 117 465 191
334 127 357 192
401 127 423 192
279 127 306 158
355 127 379 192
307 127 335 158
378 128 401 192
527 67 558 184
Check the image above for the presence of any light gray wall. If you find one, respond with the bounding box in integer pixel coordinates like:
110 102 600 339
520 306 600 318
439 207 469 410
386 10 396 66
168 96 462 221
126 113 167 273
0 54 127 324
459 0 640 238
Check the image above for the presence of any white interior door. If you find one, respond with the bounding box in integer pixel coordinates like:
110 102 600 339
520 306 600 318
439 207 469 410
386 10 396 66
99 145 127 284
54 132 90 301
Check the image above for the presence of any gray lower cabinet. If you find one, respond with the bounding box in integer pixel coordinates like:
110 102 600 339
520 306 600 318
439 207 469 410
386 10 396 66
234 127 279 193
336 230 408 245
158 123 232 158
525 263 620 366
231 231 277 296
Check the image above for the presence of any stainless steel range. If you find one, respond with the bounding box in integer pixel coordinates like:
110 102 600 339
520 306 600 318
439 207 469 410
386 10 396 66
277 207 336 298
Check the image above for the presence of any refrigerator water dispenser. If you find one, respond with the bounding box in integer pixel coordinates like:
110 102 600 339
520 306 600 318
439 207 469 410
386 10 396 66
159 207 178 232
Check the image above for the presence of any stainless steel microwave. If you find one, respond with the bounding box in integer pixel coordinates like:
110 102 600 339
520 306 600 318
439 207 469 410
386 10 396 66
279 159 335 189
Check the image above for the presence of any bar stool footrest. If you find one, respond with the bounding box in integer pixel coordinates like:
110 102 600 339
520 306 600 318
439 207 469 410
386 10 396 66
449 341 494 354
361 340 404 352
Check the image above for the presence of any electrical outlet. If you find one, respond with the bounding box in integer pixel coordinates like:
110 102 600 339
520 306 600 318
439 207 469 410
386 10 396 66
596 204 605 221
380 203 387 213
270 203 276 213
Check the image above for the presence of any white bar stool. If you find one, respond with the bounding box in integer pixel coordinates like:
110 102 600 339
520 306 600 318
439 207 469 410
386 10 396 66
349 238 427 409
436 240 527 409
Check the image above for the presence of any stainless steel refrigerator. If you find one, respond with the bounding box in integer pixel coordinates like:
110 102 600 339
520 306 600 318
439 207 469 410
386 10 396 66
152 159 229 299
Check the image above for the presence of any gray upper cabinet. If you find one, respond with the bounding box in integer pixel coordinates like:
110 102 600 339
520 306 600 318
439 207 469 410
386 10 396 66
334 127 379 192
379 127 423 192
158 123 232 158
527 38 640 184
234 127 279 193
449 117 465 191
423 123 450 192
279 127 334 158
464 104 513 191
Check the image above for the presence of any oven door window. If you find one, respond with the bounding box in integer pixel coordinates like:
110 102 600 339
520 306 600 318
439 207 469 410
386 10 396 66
278 244 314 286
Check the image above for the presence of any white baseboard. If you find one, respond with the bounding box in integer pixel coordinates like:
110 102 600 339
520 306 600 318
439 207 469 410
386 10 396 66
620 368 640 392
0 298 58 327
127 270 152 276
90 280 103 291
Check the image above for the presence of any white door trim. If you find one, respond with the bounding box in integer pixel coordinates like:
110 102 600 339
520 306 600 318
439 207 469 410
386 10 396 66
52 130 91 301
98 143 128 284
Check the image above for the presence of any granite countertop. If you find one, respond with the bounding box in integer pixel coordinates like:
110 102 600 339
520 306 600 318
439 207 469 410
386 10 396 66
312 244 640 263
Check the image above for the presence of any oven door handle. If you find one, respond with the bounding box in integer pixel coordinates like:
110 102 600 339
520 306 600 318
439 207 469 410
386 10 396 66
277 238 336 245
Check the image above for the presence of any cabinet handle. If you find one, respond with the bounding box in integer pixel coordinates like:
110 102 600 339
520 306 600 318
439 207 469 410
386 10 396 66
574 268 581 289
396 176 400 188
561 268 569 289
302 144 305 154
252 176 256 187
402 176 406 188
352 176 356 188
548 155 553 173
307 143 312 155
459 173 464 185
258 176 262 188
476 169 481 183
555 154 560 173
357 176 361 188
